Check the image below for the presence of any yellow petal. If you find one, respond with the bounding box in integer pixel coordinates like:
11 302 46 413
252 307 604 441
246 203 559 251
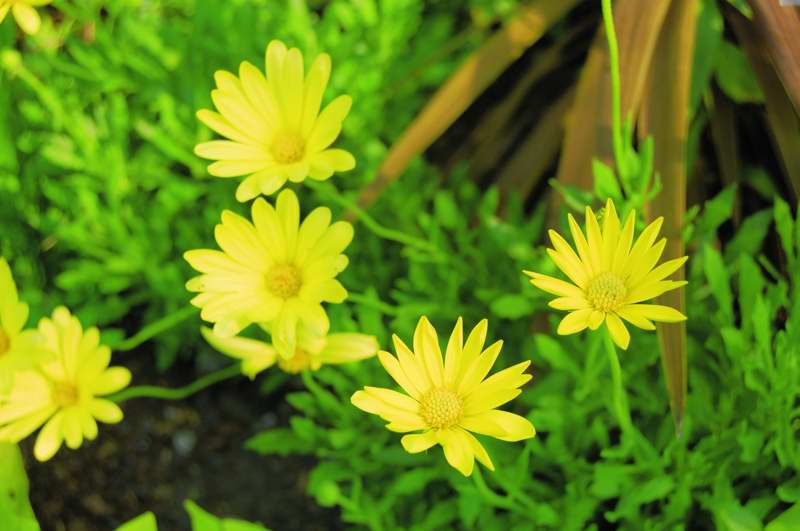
567 214 596 277
601 199 620 270
437 428 475 476
547 230 589 288
196 109 257 145
625 304 687 323
308 149 355 180
626 238 667 287
317 333 377 365
307 95 352 153
12 3 41 35
301 53 331 136
525 272 584 299
625 280 687 305
414 316 444 387
461 409 535 442
62 409 83 449
622 216 663 278
238 61 281 125
462 430 495 470
34 412 64 461
605 313 630 350
401 431 438 453
443 317 463 388
89 399 124 424
393 335 432 396
294 207 332 265
557 309 592 335
201 327 277 378
92 367 132 396
208 159 270 178
377 351 423 400
195 140 269 162
615 306 656 330
548 297 589 311
588 310 605 330
457 340 503 396
584 206 604 272
611 211 636 275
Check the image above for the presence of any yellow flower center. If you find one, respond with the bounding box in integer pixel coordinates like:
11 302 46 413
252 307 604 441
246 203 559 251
53 381 80 407
270 130 305 164
586 272 627 312
277 348 312 374
266 264 302 299
420 388 463 429
0 328 9 357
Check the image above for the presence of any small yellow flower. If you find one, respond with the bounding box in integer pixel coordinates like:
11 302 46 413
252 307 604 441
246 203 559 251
0 258 49 394
525 199 687 350
0 0 51 35
201 325 378 378
195 40 355 202
352 317 535 477
185 188 353 357
0 307 131 461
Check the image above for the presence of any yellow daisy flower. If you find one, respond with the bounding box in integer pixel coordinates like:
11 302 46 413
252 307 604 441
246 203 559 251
185 188 353 357
0 258 49 394
201 325 378 378
195 40 356 202
351 317 535 477
0 307 131 462
525 199 687 350
0 0 51 35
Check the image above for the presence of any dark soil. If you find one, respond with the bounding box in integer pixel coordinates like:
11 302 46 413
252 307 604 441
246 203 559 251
23 354 343 531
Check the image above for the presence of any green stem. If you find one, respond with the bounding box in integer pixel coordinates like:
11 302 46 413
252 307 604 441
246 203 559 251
602 329 634 437
347 291 398 315
109 365 241 403
307 181 444 259
472 467 514 509
115 306 197 352
601 0 625 175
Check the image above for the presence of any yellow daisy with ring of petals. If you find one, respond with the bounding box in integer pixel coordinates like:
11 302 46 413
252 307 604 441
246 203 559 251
352 317 535 477
525 199 687 350
195 40 355 202
0 307 131 462
184 189 353 358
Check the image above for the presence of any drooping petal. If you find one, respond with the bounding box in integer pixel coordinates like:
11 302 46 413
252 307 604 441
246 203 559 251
437 428 475 477
401 430 438 453
557 309 592 335
605 313 631 350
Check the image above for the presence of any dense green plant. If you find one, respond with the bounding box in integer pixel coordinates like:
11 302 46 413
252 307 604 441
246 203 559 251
1 1 799 530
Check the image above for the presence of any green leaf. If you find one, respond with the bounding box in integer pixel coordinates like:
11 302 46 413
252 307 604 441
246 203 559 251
0 443 39 531
489 294 534 318
245 428 313 456
592 159 622 201
774 197 796 267
716 500 763 531
184 500 270 531
715 41 764 103
704 244 734 323
766 503 800 531
697 186 736 240
690 0 724 112
116 512 158 531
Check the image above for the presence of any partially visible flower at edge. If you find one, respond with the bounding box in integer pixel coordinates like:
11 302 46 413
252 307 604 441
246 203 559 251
201 325 378 378
0 307 131 461
195 39 355 202
525 199 687 350
0 257 50 394
184 188 353 358
352 316 535 477
0 1 52 35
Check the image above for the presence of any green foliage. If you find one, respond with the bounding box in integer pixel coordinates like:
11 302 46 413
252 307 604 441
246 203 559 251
2 1 799 530
115 502 270 531
0 444 39 531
